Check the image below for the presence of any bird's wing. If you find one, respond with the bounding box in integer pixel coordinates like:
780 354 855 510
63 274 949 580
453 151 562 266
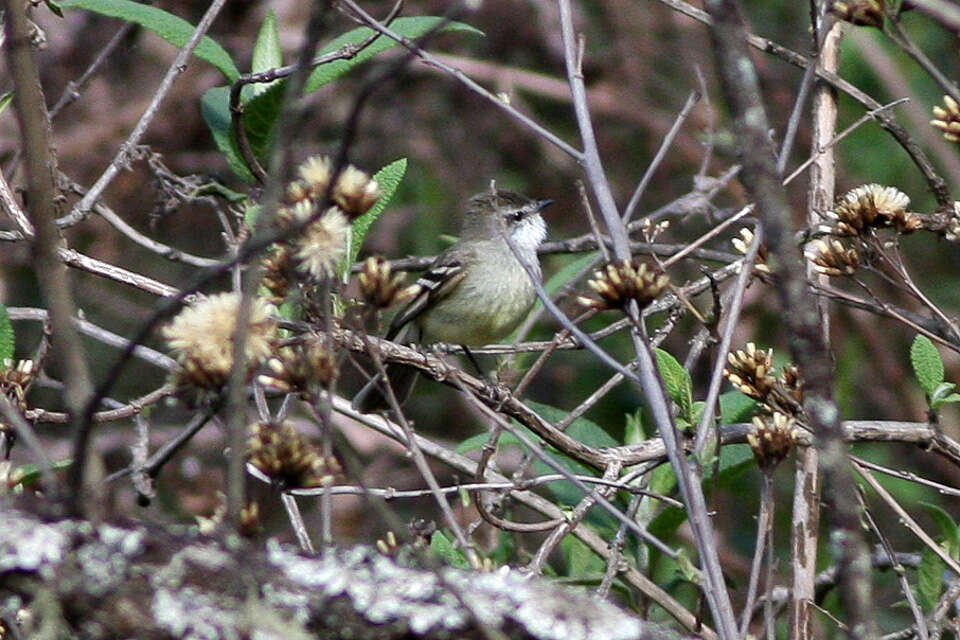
386 250 469 341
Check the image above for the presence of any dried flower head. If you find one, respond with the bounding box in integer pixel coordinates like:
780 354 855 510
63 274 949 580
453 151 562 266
577 260 669 310
0 359 34 457
260 244 295 306
805 238 861 276
830 0 883 27
748 412 799 468
163 293 277 391
258 336 337 396
376 530 400 556
932 95 960 143
288 204 349 281
946 202 960 243
296 155 333 200
358 256 418 309
780 363 804 405
287 156 381 219
239 501 260 538
333 165 382 218
725 343 776 400
248 421 340 489
731 228 770 273
821 184 911 236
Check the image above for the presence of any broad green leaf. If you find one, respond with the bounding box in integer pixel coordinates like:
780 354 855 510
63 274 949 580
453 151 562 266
306 18 483 93
455 428 527 454
0 304 13 361
229 18 483 167
921 501 960 559
59 0 239 81
430 531 471 569
917 545 944 612
527 400 618 448
719 391 757 423
248 10 283 99
562 535 605 579
345 158 407 275
201 86 254 182
911 335 944 396
655 348 693 420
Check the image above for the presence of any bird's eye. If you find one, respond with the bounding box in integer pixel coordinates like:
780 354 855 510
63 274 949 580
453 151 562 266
506 210 524 222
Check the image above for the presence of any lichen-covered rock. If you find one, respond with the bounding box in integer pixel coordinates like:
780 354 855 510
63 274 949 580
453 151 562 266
0 507 687 640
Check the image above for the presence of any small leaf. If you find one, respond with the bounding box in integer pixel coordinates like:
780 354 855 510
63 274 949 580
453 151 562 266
251 11 282 74
624 410 644 446
200 86 254 182
430 531 471 569
345 158 407 274
930 382 959 409
562 535 605 579
305 18 483 93
60 0 239 80
911 335 944 396
917 545 944 612
0 304 13 361
655 348 693 420
0 92 13 118
920 501 960 559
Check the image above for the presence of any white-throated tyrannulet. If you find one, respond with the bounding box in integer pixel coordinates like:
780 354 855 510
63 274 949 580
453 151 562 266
354 187 553 411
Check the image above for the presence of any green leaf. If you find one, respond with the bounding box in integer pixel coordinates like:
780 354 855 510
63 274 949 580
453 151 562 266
248 10 283 100
0 303 13 361
200 86 255 182
624 410 644 446
430 531 471 569
305 18 483 93
562 535 605 579
0 92 13 118
7 458 74 488
911 335 944 397
655 348 693 420
455 428 527 454
930 382 960 410
921 501 960 559
231 18 483 168
917 545 944 612
719 391 757 423
345 158 407 275
59 0 239 81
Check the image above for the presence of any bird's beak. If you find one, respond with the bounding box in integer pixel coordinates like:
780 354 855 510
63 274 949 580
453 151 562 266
536 199 555 212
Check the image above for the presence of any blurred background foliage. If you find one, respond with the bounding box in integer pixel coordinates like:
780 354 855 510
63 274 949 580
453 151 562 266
3 0 960 633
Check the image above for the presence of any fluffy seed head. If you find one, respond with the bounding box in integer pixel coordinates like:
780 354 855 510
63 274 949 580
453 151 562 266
290 205 350 281
724 343 776 400
748 412 799 468
805 238 861 277
163 293 277 391
260 244 295 306
578 259 669 310
822 184 911 236
333 165 382 219
248 421 340 489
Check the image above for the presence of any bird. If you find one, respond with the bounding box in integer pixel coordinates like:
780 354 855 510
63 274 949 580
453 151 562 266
353 187 553 411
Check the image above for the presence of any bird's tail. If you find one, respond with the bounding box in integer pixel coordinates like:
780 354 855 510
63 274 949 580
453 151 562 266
352 364 419 413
